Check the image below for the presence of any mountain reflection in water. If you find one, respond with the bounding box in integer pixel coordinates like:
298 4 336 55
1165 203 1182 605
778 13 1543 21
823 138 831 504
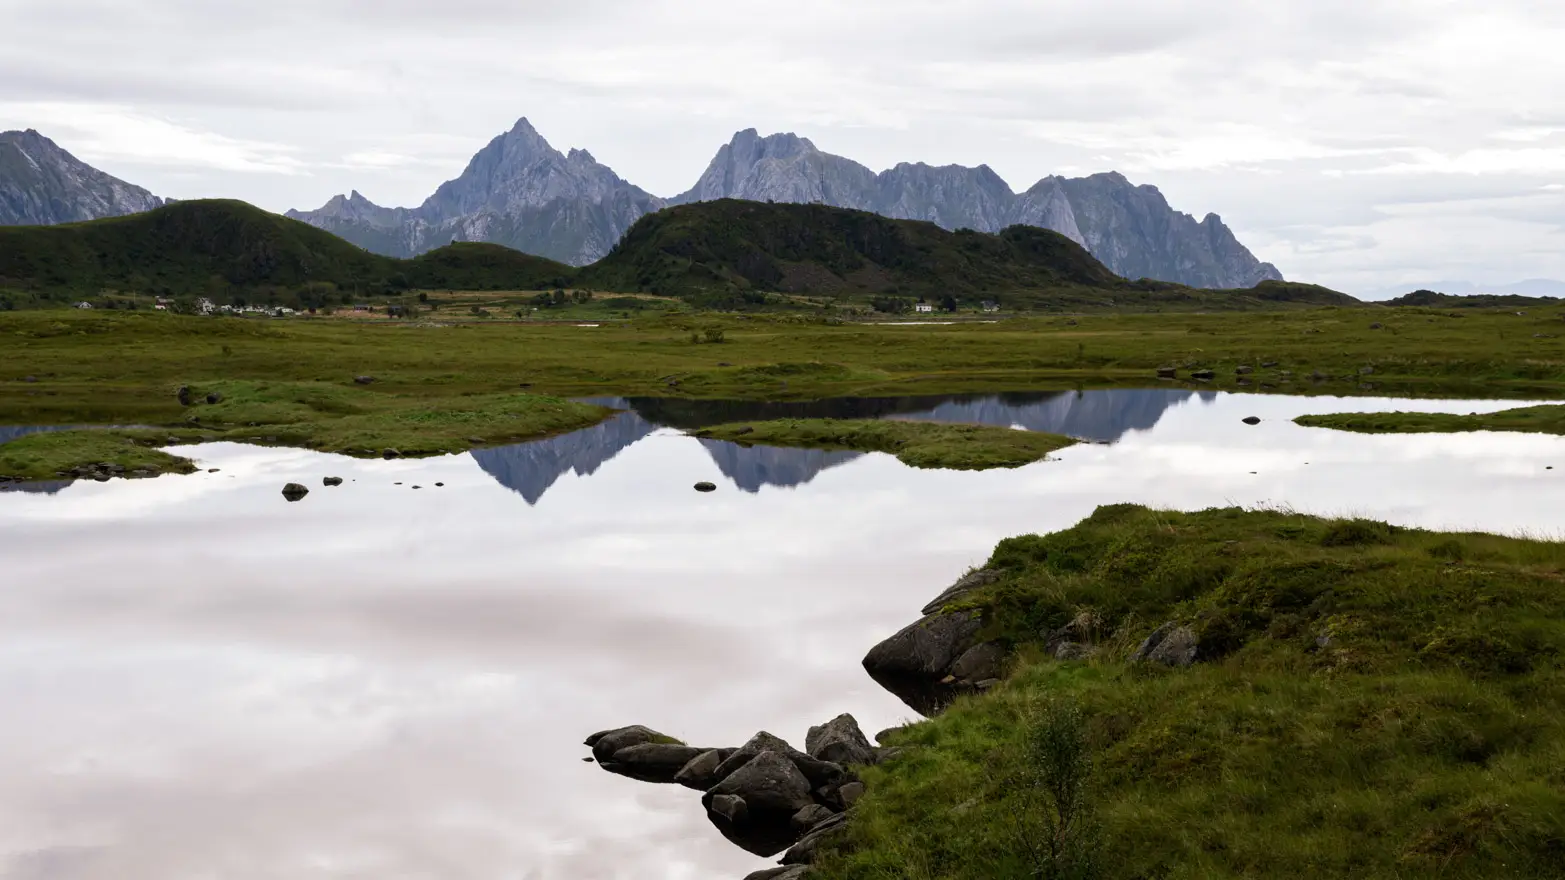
471 389 1210 504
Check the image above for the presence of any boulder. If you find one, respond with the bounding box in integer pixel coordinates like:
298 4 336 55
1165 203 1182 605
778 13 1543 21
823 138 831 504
323 476 344 487
862 609 985 715
674 749 732 791
1131 623 1199 667
703 750 816 856
920 568 1000 615
176 385 192 406
1191 369 1215 381
790 804 837 834
1156 366 1176 379
586 725 674 763
1235 365 1253 375
744 868 811 880
837 781 866 807
1054 642 1097 661
713 732 846 790
205 392 223 405
1242 416 1261 426
354 376 377 385
781 812 850 865
805 714 875 767
281 483 309 502
1369 322 1384 330
600 742 710 784
949 642 1006 683
694 481 717 493
382 448 400 459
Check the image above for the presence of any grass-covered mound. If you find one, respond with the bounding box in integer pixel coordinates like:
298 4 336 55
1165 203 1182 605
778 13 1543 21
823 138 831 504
823 505 1565 879
691 418 1077 469
0 429 197 481
1297 404 1565 436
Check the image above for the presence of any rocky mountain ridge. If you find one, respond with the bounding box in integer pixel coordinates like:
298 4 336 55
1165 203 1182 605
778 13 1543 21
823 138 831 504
0 129 164 226
293 121 1282 288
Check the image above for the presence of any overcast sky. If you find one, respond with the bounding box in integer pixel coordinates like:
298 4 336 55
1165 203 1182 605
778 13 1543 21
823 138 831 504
4 0 1564 296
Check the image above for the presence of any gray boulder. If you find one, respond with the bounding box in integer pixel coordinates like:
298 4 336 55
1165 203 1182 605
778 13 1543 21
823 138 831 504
782 812 850 865
713 732 847 790
585 725 672 763
790 803 837 834
600 742 709 784
703 750 816 856
673 749 729 791
1132 623 1199 667
949 642 1006 682
281 483 309 502
805 714 875 767
323 476 344 487
862 609 985 715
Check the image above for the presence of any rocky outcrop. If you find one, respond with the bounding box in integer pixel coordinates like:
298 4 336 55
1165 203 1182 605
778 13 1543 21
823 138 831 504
1131 623 1199 667
861 590 995 715
585 717 880 864
0 129 164 226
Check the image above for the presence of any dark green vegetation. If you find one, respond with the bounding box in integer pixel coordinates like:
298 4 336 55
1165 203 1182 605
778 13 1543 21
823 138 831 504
691 418 1077 469
7 305 1565 434
0 199 1351 314
1297 403 1565 435
823 505 1565 879
0 200 575 308
582 200 1355 310
1386 289 1560 309
0 380 611 480
0 428 197 481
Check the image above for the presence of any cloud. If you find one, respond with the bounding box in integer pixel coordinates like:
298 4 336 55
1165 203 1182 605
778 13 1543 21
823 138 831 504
0 103 305 175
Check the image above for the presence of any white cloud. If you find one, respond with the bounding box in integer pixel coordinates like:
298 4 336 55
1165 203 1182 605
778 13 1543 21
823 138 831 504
0 103 305 175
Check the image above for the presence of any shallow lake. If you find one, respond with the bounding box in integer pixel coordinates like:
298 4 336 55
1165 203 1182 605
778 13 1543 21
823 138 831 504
3 389 1564 879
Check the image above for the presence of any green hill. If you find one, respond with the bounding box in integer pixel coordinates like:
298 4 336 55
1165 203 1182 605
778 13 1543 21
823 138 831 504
0 197 1356 312
579 200 1356 309
1385 289 1559 308
0 200 574 304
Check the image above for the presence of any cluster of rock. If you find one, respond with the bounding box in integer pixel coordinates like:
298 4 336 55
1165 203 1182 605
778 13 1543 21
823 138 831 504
56 461 161 482
585 714 894 875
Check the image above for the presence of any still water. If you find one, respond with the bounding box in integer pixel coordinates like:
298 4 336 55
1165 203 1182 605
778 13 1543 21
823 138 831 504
2 390 1563 880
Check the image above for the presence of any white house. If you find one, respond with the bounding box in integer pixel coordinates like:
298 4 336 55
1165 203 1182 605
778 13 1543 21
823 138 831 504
914 303 934 313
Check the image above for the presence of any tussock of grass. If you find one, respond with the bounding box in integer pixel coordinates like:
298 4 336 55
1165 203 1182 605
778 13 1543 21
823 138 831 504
1297 403 1565 435
0 429 196 480
692 418 1077 469
822 505 1565 879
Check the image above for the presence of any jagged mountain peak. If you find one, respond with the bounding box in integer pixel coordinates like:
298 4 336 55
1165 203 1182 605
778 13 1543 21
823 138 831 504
0 128 164 226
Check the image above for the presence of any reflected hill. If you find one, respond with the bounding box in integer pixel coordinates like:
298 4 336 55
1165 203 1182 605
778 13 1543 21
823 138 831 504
469 390 1204 504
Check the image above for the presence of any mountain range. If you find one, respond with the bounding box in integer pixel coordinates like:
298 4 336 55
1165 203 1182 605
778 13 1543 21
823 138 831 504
0 120 1282 289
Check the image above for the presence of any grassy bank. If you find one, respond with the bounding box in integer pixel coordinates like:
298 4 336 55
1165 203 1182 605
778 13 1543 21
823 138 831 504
692 418 1076 469
1297 403 1565 435
0 382 612 480
6 306 1565 429
822 505 1565 879
0 429 198 481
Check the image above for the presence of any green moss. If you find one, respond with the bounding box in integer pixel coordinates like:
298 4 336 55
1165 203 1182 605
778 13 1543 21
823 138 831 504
692 418 1077 469
820 506 1565 879
1297 404 1565 435
0 429 197 481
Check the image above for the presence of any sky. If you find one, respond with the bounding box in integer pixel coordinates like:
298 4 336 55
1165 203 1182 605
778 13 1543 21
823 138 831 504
3 0 1565 297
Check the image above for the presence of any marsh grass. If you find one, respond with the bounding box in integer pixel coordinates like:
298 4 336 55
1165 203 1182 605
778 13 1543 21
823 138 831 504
691 418 1077 469
819 505 1565 879
1297 404 1565 436
0 429 197 480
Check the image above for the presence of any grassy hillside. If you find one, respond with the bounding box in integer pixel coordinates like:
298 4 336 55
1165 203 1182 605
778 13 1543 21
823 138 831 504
0 198 1355 313
579 200 1359 309
0 200 574 304
1385 289 1561 308
824 504 1565 879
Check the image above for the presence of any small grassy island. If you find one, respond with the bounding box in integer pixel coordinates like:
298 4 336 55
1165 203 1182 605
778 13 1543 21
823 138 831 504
1296 403 1565 436
690 419 1078 469
823 505 1565 879
0 382 613 481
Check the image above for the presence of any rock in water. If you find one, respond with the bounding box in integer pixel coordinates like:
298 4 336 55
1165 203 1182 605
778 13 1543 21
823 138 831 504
281 483 309 502
323 476 344 487
600 742 710 784
694 481 717 493
673 749 730 791
862 608 986 715
703 750 815 856
1242 416 1261 425
805 714 875 767
585 725 671 763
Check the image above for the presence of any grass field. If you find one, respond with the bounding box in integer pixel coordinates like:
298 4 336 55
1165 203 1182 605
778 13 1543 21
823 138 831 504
821 504 1565 879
